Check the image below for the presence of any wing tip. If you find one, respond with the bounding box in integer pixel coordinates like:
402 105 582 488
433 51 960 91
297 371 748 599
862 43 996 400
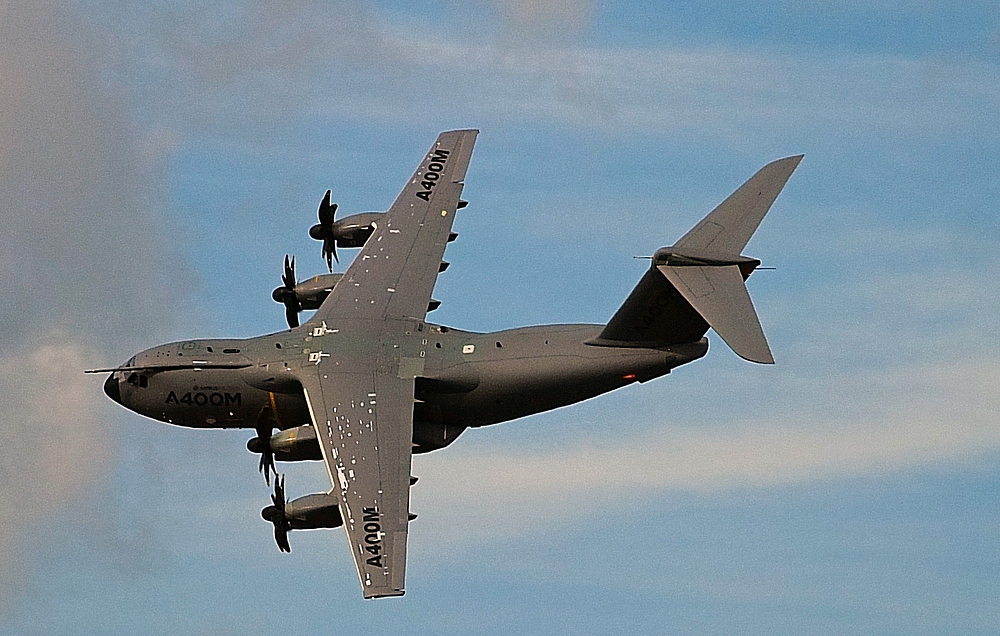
718 330 775 365
736 349 775 365
770 154 804 170
364 588 406 599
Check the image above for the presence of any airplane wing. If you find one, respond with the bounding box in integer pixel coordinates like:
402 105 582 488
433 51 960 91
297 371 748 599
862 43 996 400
309 129 478 323
293 130 478 598
298 368 415 598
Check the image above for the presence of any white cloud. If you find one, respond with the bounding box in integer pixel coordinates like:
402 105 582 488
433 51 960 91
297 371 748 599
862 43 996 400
0 0 187 592
94 2 999 144
412 356 1000 549
0 342 110 597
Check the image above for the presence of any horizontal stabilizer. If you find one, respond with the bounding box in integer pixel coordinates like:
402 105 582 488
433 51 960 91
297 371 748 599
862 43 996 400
596 155 800 360
657 264 773 364
675 155 802 255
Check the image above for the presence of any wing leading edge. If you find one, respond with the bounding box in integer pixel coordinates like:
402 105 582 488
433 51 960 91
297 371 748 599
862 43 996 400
308 129 478 324
291 130 479 598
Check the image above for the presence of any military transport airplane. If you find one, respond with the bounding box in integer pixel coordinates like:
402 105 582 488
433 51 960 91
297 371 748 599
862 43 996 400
89 130 801 598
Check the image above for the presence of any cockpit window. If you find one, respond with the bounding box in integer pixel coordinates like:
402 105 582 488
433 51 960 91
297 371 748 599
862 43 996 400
126 356 136 367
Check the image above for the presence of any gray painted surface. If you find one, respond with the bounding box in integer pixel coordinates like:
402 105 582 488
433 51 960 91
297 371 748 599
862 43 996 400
91 132 800 598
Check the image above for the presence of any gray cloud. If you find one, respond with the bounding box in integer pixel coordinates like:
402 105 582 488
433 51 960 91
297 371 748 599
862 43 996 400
494 0 593 41
126 20 1000 145
83 0 614 136
74 0 999 147
0 0 187 594
98 0 391 138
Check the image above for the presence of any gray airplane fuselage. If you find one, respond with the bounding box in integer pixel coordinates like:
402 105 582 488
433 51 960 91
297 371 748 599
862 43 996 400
106 321 707 452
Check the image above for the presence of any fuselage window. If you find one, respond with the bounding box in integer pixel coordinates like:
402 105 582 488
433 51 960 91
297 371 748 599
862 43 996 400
223 348 240 354
206 346 214 352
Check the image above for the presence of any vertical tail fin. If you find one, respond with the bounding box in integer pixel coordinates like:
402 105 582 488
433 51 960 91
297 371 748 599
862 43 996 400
595 155 802 364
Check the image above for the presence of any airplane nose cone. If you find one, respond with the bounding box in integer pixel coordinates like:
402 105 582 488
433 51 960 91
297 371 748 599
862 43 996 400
104 373 121 404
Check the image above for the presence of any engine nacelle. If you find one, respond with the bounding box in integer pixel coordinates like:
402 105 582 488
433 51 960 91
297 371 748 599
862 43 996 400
272 272 343 310
270 425 323 461
284 493 343 529
248 425 323 461
249 420 466 461
262 492 343 530
309 212 384 248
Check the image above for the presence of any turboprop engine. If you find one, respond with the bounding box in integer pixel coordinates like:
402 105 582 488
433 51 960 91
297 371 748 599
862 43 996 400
261 476 342 552
309 190 384 271
271 255 344 328
247 425 322 463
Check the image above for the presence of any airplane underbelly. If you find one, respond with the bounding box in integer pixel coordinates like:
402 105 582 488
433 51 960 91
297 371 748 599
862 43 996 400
434 349 675 428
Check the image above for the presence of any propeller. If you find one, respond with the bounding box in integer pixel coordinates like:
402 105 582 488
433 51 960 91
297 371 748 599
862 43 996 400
261 474 291 553
271 255 301 328
309 190 339 271
252 423 276 486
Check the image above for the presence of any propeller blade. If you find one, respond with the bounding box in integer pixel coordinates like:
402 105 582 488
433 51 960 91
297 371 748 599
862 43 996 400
282 255 296 289
255 426 276 485
285 305 299 328
318 190 337 227
262 474 291 552
316 190 339 271
274 474 285 508
276 255 302 328
323 237 337 271
258 447 275 486
274 522 291 553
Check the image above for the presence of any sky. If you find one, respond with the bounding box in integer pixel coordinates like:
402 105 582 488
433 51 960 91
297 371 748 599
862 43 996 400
1 0 999 633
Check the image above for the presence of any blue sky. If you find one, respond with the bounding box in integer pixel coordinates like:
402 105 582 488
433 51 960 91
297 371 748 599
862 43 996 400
2 0 999 633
